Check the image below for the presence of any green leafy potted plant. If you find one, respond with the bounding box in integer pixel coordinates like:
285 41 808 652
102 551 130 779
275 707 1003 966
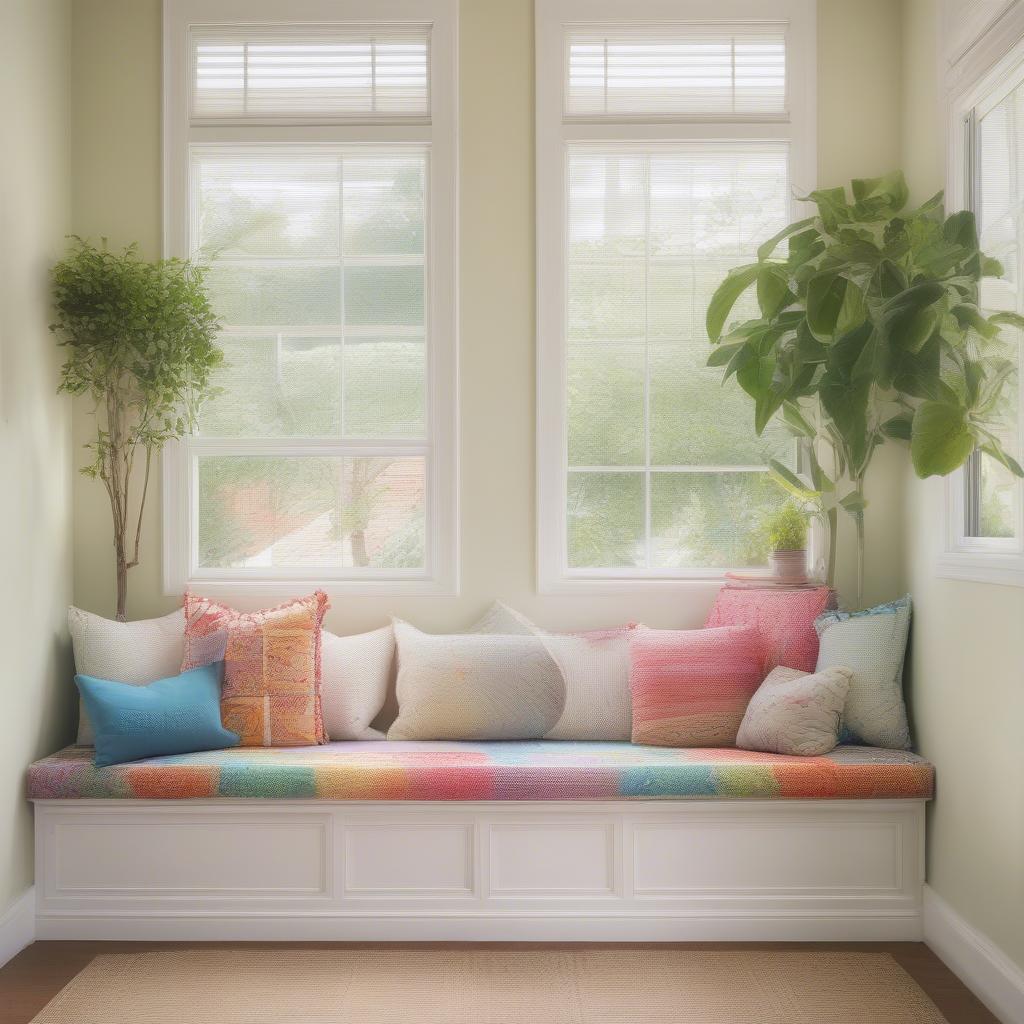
764 501 809 580
51 238 222 620
705 171 1023 605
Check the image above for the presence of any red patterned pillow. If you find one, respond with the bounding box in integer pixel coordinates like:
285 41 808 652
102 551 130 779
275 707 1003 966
704 587 836 673
182 591 329 747
630 625 765 747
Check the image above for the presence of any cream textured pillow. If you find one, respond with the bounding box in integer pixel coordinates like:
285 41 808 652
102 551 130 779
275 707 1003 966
69 606 186 745
389 621 565 740
465 601 634 741
736 665 852 757
319 626 395 740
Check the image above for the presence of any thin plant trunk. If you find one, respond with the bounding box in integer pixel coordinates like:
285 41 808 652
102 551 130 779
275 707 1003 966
853 474 866 610
101 381 153 622
825 506 838 591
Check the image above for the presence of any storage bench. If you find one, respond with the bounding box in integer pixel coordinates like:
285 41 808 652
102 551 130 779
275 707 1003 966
28 741 933 941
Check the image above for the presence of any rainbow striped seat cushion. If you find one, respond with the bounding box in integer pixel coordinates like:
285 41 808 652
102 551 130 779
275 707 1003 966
28 741 933 801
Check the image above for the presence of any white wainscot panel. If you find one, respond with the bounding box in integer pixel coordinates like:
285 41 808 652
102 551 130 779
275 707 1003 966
50 816 329 898
344 823 475 897
633 819 903 896
488 822 617 897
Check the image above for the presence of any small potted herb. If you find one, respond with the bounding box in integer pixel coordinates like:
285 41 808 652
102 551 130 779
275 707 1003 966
765 502 809 580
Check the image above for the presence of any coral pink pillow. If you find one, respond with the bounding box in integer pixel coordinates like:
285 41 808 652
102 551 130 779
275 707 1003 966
630 624 765 747
704 587 836 673
182 591 329 747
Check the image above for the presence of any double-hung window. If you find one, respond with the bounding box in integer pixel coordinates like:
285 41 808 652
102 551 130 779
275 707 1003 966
940 7 1024 586
163 0 457 596
536 0 816 591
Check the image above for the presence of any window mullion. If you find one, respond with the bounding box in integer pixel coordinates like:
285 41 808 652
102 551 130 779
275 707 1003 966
642 154 653 570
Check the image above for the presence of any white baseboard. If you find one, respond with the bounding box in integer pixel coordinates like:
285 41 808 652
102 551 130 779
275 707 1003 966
923 884 1024 1024
0 887 35 969
34 909 923 943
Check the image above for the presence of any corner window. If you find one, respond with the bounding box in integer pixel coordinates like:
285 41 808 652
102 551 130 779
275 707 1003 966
940 26 1024 586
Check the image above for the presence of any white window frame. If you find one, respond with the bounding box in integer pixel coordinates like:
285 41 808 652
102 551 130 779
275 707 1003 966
939 2 1024 587
535 0 817 594
162 0 458 598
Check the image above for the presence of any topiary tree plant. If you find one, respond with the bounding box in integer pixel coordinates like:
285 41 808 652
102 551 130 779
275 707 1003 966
706 171 1023 606
51 238 222 620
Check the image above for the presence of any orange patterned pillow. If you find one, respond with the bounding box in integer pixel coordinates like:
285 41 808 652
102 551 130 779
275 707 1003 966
182 592 329 747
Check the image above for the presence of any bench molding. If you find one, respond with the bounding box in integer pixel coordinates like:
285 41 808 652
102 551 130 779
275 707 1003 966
33 798 926 941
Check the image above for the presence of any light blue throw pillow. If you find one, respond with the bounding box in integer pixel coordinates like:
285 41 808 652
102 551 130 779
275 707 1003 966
75 662 239 767
814 596 912 749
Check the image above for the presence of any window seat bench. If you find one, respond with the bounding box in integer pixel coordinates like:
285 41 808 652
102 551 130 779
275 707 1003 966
27 742 933 942
29 741 933 801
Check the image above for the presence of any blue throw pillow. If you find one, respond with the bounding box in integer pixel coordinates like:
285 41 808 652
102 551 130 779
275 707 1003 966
75 662 240 767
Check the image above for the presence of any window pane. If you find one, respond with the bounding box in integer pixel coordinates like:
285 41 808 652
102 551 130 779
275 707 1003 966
650 472 782 569
200 335 342 437
568 263 645 341
204 265 342 327
565 143 791 570
974 84 1023 538
343 337 426 438
343 158 425 256
567 472 644 568
344 265 424 326
567 343 645 466
197 456 425 570
196 153 341 260
649 343 793 466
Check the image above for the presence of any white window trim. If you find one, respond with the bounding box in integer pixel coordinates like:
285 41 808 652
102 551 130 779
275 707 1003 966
162 0 459 598
535 0 817 594
939 4 1024 588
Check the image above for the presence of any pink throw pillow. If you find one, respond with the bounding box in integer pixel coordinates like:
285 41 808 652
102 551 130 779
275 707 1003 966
630 624 765 747
182 591 329 747
704 587 836 673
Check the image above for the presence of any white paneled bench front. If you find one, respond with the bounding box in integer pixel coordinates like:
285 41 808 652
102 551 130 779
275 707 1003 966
28 741 932 941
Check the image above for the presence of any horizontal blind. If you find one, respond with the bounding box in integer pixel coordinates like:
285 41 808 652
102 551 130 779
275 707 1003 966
566 27 786 117
191 26 430 119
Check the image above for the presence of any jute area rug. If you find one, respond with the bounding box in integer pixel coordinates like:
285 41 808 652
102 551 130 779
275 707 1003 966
31 948 948 1023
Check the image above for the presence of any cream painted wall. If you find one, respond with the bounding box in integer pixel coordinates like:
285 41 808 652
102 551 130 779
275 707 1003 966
901 0 1024 971
69 0 910 633
0 0 74 914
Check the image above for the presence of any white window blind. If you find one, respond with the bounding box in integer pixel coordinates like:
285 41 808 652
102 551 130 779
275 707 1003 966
191 26 430 119
566 27 786 117
565 143 793 570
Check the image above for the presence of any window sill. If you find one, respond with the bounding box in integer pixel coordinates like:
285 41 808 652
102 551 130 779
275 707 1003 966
538 572 752 596
935 551 1024 588
163 577 459 600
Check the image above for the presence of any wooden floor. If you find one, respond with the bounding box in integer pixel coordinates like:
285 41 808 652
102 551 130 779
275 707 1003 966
0 940 999 1024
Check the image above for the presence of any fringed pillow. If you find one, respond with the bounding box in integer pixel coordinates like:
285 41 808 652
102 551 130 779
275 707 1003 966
182 591 329 747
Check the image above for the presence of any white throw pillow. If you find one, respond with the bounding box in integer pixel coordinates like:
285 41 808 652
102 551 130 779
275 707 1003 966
319 626 395 740
736 666 853 756
69 606 186 745
815 596 912 749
